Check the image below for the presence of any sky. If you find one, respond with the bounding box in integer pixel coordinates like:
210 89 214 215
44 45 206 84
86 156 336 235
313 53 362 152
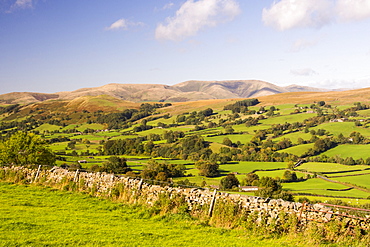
1 0 370 95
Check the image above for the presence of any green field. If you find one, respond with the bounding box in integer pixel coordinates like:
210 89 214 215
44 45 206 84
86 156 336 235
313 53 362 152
282 178 370 199
219 161 287 174
35 124 62 132
204 134 253 144
277 143 314 156
259 113 316 125
273 132 312 144
320 144 370 160
0 182 315 247
298 162 369 174
312 122 370 137
255 170 306 179
334 174 370 189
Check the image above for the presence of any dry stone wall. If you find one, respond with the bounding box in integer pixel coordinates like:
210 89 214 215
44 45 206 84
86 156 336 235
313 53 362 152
1 166 369 230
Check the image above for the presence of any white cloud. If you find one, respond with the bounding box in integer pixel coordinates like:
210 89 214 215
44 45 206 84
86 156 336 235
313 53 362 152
5 0 33 12
263 0 370 31
291 68 318 76
336 0 370 21
106 19 144 31
155 0 241 41
13 0 32 9
262 0 333 31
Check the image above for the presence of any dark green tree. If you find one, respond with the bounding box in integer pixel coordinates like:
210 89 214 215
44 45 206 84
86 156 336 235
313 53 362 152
100 156 131 174
195 160 219 177
220 174 240 190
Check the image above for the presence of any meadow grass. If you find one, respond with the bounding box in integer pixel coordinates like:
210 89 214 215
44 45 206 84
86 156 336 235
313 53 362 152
69 134 105 141
0 182 316 247
255 170 306 179
209 142 224 153
109 135 140 140
259 113 316 125
219 161 287 174
312 122 370 137
282 178 370 199
204 134 253 144
232 123 269 133
75 123 105 131
137 126 194 136
35 123 62 132
298 162 369 174
277 143 314 156
273 132 312 144
334 174 370 189
273 104 297 115
320 144 370 160
357 108 370 117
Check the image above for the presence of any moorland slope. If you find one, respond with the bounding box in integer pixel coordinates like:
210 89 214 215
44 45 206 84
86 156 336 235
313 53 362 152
0 80 332 104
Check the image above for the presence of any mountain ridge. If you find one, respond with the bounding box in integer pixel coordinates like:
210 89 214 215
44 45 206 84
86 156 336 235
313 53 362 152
0 80 337 104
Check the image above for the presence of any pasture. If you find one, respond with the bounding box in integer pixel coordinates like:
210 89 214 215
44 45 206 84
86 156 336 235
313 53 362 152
0 182 315 247
334 174 370 189
219 161 287 174
298 162 369 174
312 122 370 137
277 143 314 156
320 144 370 160
282 178 370 199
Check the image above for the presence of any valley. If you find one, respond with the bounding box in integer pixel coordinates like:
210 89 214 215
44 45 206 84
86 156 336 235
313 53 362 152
1 87 370 206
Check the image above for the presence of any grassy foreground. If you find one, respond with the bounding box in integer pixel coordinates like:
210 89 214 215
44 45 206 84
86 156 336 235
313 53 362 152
3 183 368 247
0 182 315 247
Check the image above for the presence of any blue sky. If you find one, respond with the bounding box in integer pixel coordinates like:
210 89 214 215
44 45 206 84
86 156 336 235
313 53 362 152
1 0 370 94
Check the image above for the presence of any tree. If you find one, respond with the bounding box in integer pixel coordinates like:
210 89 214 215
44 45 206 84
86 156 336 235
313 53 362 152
195 160 219 177
254 176 281 198
222 137 233 147
243 173 259 186
100 156 131 174
0 131 55 166
220 174 240 190
317 101 326 107
282 170 298 182
224 126 235 134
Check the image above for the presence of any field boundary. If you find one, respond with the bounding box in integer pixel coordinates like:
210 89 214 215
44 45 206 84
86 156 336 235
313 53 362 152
1 165 369 231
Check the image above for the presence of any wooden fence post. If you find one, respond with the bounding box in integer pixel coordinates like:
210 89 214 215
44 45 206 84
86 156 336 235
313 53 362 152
73 169 79 183
33 165 42 183
208 189 218 217
137 179 143 191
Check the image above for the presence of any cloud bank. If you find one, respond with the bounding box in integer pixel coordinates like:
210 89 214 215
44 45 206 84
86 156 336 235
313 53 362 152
155 0 241 41
263 0 370 31
336 0 370 21
106 19 144 31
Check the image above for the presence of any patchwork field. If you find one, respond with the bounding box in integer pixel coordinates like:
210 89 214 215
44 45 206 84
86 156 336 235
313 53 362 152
320 144 370 160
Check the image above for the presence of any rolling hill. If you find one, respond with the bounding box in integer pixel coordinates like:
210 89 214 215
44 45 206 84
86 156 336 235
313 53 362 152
0 80 333 104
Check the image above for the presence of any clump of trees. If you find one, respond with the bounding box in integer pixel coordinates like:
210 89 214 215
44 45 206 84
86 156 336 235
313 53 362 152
99 156 131 174
140 160 186 182
0 131 55 166
254 176 294 201
223 99 260 113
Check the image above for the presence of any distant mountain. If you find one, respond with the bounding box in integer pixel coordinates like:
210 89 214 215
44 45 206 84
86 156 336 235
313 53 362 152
0 92 59 104
0 80 336 104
